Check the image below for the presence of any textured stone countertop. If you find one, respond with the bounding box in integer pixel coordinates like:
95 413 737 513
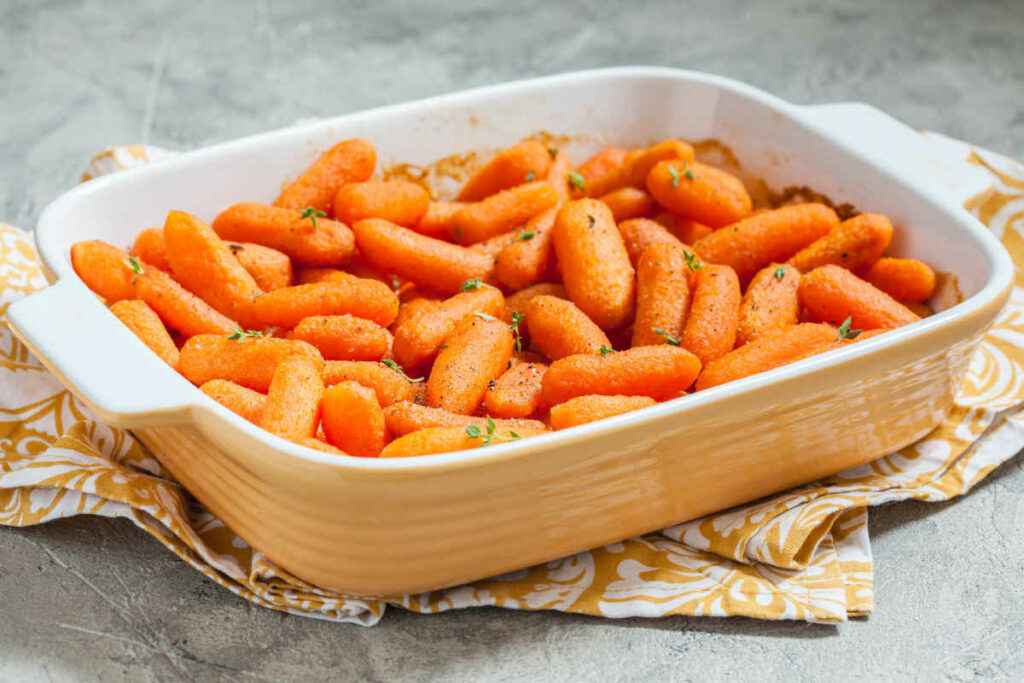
1 1 1023 680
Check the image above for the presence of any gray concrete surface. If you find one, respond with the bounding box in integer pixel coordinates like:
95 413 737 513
1 0 1023 680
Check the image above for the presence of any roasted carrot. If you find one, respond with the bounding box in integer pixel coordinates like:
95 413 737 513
470 230 521 258
321 360 417 406
130 228 170 271
380 425 530 457
321 381 387 456
654 212 714 244
288 314 391 361
632 243 691 347
415 201 466 239
259 355 324 440
546 151 574 205
616 218 700 272
132 267 239 336
553 199 635 330
109 299 180 366
451 181 559 245
333 179 430 227
681 264 741 365
788 213 893 273
646 160 752 228
863 257 937 303
494 207 557 290
199 379 266 423
585 139 696 198
212 203 355 266
799 264 920 330
71 240 137 303
526 295 611 360
427 315 514 415
226 242 292 291
274 138 376 213
484 362 547 419
576 147 628 189
695 323 839 390
736 263 801 346
249 278 399 329
505 282 566 323
457 140 552 202
383 401 546 436
541 345 702 405
549 394 656 430
600 187 656 222
178 334 324 391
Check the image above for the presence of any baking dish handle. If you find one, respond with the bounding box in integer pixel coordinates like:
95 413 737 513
5 279 196 428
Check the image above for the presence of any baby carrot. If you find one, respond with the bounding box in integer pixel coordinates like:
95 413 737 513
380 425 529 458
294 267 352 285
494 207 557 290
382 401 546 437
415 201 466 239
553 199 635 330
799 264 920 330
199 379 266 423
249 278 399 328
654 212 714 244
541 345 702 405
546 151 574 205
353 218 494 295
483 362 547 419
321 360 417 406
457 140 552 202
178 334 324 391
617 218 703 274
212 203 355 266
736 263 801 346
70 240 136 303
427 315 514 415
226 242 292 291
646 160 752 228
130 228 170 271
451 181 559 245
259 355 324 440
391 285 506 369
632 243 691 347
333 180 430 227
109 299 180 367
505 282 566 323
274 138 376 213
163 210 263 325
863 257 937 303
576 147 628 189
549 394 656 430
788 213 893 273
681 264 741 365
693 204 839 282
695 323 839 390
586 139 696 198
321 381 387 456
526 295 611 360
288 314 391 361
599 187 656 222
470 230 521 258
132 267 239 336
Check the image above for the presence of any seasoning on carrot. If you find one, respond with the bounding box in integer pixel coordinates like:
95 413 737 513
586 139 696 198
646 160 752 228
526 295 611 360
71 240 137 303
288 314 392 361
109 299 180 367
863 257 937 303
382 401 545 437
178 333 324 392
494 207 558 290
274 138 376 213
799 264 920 330
333 179 430 227
426 314 514 415
212 203 355 266
680 264 741 365
132 266 239 336
632 243 691 347
249 278 399 329
736 263 801 346
226 242 293 291
549 395 656 430
788 213 893 273
321 381 388 456
483 362 548 419
617 218 688 268
457 140 553 202
321 360 417 406
504 282 567 323
259 355 324 440
451 181 558 245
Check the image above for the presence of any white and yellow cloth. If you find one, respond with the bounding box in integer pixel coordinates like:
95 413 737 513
2 135 1022 626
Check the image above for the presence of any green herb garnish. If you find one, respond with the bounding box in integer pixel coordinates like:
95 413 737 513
599 345 613 357
774 266 786 281
517 230 536 242
567 171 586 192
508 430 522 440
125 256 144 276
380 358 424 382
837 317 862 341
653 327 681 346
684 168 695 181
683 250 703 272
300 207 327 230
461 278 483 291
510 311 525 353
228 328 264 340
524 171 536 182
668 165 682 188
466 417 497 445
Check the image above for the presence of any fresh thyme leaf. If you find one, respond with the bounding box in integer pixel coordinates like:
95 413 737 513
510 311 525 352
668 165 681 188
300 207 327 229
517 230 536 241
684 168 695 180
599 345 613 357
683 250 703 272
228 328 264 340
465 424 482 439
653 327 681 346
461 278 483 291
509 430 522 439
837 316 862 341
125 256 144 276
524 171 536 182
380 358 425 382
774 266 786 280
474 311 498 322
567 171 586 192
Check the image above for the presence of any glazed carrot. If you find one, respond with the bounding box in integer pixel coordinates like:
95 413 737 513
863 257 937 303
646 160 752 228
391 285 505 369
226 242 292 291
484 362 547 419
546 151 574 205
321 381 387 456
259 355 324 440
553 199 635 330
681 264 741 365
695 323 840 390
200 379 266 423
353 218 494 295
541 345 702 405
654 212 714 244
294 267 352 285
383 401 546 436
526 295 611 360
392 296 441 331
130 228 170 271
457 140 552 202
616 218 691 268
494 207 557 290
288 314 391 361
274 138 376 213
212 203 355 266
380 425 529 458
451 181 559 245
132 267 238 336
178 334 324 391
249 278 399 329
693 204 839 282
736 263 801 346
163 210 263 325
549 394 656 430
333 180 430 227
585 139 696 198
599 187 656 222
415 201 466 239
109 299 180 366
632 243 691 347
427 315 514 415
799 264 920 330
321 360 417 406
788 213 893 273
577 147 628 189
71 240 136 303
470 230 521 258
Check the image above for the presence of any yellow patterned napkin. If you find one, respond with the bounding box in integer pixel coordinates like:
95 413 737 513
2 135 1022 626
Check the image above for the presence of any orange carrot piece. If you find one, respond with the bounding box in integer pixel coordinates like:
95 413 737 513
863 257 937 303
427 315 514 415
274 138 376 213
546 151 574 205
200 379 267 423
259 355 324 440
693 204 839 282
457 140 553 202
226 242 292 291
415 201 467 239
353 218 494 295
321 381 387 456
526 295 611 360
616 218 702 272
553 199 635 330
681 264 741 365
212 203 355 266
494 207 558 290
585 139 696 198
109 299 180 367
130 228 170 271
333 180 430 227
294 267 353 285
178 334 324 391
380 425 529 458
654 212 714 244
132 267 239 336
392 286 506 370
452 181 559 245
541 345 701 405
632 243 691 347
321 360 417 406
599 187 656 222
549 394 656 430
577 147 629 189
646 160 752 228
288 314 391 361
736 263 801 346
788 213 893 273
695 323 839 390
505 282 566 323
71 240 136 303
249 278 399 329
484 362 547 419
799 264 920 330
469 230 521 258
383 401 546 437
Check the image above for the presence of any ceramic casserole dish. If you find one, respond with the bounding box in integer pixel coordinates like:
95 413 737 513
7 67 1013 596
